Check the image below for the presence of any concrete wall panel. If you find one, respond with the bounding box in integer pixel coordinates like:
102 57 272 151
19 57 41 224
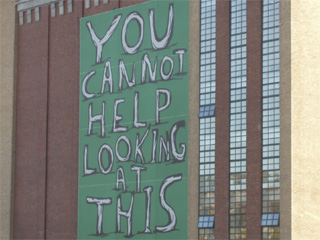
0 0 16 239
281 0 320 239
188 0 200 238
279 0 291 238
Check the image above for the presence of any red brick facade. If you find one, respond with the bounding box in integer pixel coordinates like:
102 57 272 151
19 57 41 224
215 0 230 239
14 0 265 239
246 1 263 239
14 1 147 239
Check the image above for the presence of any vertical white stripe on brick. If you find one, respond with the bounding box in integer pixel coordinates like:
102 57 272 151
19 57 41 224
59 1 64 15
85 0 90 9
19 11 24 25
67 0 72 13
51 3 56 17
35 7 40 21
103 0 108 4
27 9 31 23
94 0 99 7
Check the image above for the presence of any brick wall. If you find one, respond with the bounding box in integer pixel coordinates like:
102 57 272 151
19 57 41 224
14 1 147 238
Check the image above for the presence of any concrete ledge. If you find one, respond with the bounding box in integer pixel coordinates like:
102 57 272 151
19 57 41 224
17 0 58 12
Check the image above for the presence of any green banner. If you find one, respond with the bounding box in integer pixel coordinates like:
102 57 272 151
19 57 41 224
78 0 189 239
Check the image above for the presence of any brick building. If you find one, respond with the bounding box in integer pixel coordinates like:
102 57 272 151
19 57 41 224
1 0 320 239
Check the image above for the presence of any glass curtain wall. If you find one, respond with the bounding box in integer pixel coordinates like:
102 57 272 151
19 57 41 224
198 0 216 239
229 0 247 239
261 0 280 239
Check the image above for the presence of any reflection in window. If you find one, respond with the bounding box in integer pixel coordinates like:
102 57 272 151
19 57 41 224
262 227 280 240
199 104 215 118
261 213 279 227
198 215 215 228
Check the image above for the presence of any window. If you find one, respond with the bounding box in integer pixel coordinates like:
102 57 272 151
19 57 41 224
199 1 216 239
229 0 247 239
261 213 280 227
199 104 215 118
198 215 215 228
262 2 280 239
